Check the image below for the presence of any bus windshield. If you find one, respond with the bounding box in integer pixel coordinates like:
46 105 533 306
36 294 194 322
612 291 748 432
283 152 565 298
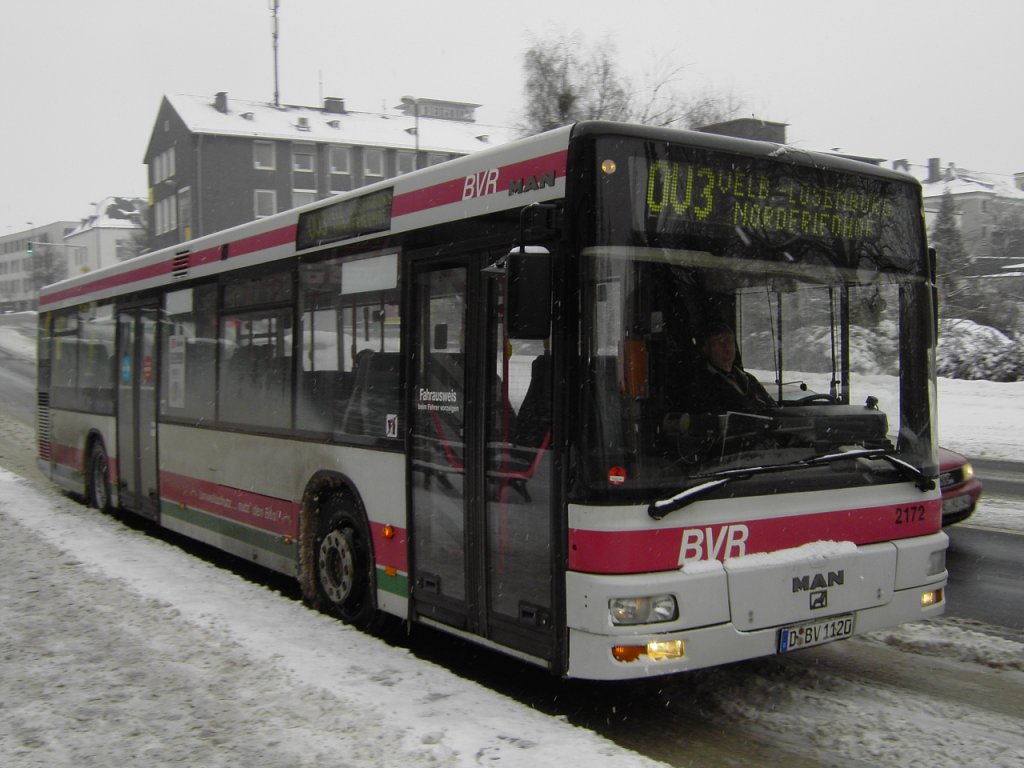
578 134 936 499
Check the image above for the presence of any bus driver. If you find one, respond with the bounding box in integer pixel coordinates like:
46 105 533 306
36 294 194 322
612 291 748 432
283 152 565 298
692 321 775 415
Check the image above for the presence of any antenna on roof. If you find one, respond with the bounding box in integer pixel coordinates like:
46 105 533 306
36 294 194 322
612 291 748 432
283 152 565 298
269 0 281 107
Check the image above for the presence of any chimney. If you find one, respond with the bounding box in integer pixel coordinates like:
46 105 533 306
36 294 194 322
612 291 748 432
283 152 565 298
927 158 941 184
214 91 229 114
323 97 346 114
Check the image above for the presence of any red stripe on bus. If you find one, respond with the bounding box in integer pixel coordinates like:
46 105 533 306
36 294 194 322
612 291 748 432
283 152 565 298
370 522 408 572
160 471 300 538
39 224 297 307
50 442 83 471
40 259 176 306
568 499 942 574
392 150 568 218
45 442 118 485
190 246 222 267
227 223 297 257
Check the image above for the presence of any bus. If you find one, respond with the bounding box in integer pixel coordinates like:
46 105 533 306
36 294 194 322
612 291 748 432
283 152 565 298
36 121 947 680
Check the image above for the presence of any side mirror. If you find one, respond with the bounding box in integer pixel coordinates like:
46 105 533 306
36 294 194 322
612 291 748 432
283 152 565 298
506 246 551 339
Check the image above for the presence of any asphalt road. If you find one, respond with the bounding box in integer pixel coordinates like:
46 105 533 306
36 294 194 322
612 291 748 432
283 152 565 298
945 524 1024 631
942 457 1023 631
972 457 1024 499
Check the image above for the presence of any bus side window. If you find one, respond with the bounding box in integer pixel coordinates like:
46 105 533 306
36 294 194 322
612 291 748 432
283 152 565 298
297 251 401 438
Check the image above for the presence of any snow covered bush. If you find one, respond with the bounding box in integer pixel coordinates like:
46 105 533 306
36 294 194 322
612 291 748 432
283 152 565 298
937 319 1024 382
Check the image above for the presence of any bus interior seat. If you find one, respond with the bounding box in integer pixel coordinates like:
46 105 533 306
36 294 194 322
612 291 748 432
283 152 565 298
341 351 401 436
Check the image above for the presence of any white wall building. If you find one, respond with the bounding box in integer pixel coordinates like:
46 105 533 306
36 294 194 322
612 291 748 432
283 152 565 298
0 221 76 312
64 197 147 276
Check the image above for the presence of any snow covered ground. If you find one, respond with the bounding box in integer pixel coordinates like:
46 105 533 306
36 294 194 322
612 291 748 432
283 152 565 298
1 311 1022 767
0 468 668 767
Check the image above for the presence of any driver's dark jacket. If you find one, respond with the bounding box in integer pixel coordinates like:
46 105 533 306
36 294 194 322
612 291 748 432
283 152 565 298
691 361 775 415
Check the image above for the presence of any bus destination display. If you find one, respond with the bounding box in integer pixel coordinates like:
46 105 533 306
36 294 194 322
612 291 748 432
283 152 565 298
297 188 393 250
635 154 899 245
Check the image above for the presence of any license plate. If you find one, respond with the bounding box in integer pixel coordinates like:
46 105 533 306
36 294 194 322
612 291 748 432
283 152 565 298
778 614 855 653
942 494 973 515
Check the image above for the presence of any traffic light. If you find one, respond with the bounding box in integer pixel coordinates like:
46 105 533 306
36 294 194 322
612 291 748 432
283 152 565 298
26 243 33 255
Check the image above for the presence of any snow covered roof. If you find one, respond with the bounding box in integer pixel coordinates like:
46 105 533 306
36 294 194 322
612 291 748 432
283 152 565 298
164 92 511 155
66 196 146 237
900 162 1024 202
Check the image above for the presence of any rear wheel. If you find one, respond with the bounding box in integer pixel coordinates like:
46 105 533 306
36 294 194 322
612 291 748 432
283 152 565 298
315 493 379 629
87 442 111 512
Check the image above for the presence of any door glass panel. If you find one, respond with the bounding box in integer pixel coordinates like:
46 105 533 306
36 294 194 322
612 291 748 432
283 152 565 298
116 315 137 504
411 268 468 603
485 279 553 623
138 308 159 511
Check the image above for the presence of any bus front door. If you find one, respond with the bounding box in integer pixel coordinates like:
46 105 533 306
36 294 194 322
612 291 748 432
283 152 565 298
410 257 555 663
116 304 160 521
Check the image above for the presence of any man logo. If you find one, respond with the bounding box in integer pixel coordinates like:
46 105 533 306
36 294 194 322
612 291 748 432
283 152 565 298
792 570 845 592
809 591 829 610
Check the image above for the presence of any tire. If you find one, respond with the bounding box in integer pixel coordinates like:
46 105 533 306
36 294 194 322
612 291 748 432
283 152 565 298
87 441 111 512
314 493 379 629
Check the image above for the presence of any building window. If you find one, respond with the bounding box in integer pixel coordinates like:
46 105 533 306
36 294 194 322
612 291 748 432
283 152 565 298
292 145 315 173
330 146 352 192
363 148 384 179
152 146 176 184
254 189 277 218
115 239 134 261
330 146 351 175
292 190 317 208
155 196 178 235
427 152 450 167
178 187 192 242
397 151 416 175
254 141 276 170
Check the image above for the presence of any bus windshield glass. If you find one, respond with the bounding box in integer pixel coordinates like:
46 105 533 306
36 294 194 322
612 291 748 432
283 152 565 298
579 135 935 498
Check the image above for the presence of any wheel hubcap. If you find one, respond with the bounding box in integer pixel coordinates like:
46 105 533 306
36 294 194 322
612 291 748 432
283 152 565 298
318 529 355 604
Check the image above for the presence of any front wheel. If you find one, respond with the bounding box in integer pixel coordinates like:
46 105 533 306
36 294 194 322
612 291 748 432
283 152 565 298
87 442 111 512
315 493 379 629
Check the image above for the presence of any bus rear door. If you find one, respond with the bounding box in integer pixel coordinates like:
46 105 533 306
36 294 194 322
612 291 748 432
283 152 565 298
116 303 160 521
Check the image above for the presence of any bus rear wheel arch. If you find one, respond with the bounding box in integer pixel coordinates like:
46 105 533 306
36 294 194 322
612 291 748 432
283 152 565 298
313 491 380 630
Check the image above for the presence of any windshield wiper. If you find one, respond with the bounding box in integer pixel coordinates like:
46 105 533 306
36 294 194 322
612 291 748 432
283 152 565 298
814 448 936 492
648 448 935 521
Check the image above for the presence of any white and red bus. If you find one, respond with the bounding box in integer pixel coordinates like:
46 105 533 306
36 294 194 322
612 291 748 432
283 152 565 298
37 121 947 679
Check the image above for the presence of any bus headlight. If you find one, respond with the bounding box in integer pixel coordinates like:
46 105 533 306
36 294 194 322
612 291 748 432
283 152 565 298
609 595 678 625
928 549 946 576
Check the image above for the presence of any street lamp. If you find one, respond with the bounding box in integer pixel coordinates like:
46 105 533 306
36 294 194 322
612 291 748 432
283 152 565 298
397 96 420 170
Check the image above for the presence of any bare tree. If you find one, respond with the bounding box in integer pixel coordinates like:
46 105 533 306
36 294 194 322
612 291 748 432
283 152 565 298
29 242 68 291
520 32 743 134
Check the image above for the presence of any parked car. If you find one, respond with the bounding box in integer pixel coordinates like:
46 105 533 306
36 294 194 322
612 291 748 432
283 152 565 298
938 447 983 526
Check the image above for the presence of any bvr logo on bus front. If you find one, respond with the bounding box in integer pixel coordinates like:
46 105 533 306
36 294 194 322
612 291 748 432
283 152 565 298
678 524 749 563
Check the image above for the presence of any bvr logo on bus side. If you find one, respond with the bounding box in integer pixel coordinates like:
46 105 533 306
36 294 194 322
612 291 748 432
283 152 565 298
463 169 500 200
678 524 749 563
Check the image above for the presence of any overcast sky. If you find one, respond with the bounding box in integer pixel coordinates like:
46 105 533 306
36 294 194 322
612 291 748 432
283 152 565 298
3 0 1022 235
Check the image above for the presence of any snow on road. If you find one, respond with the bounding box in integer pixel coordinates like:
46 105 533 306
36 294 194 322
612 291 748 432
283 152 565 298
2 465 1022 768
0 468 663 768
